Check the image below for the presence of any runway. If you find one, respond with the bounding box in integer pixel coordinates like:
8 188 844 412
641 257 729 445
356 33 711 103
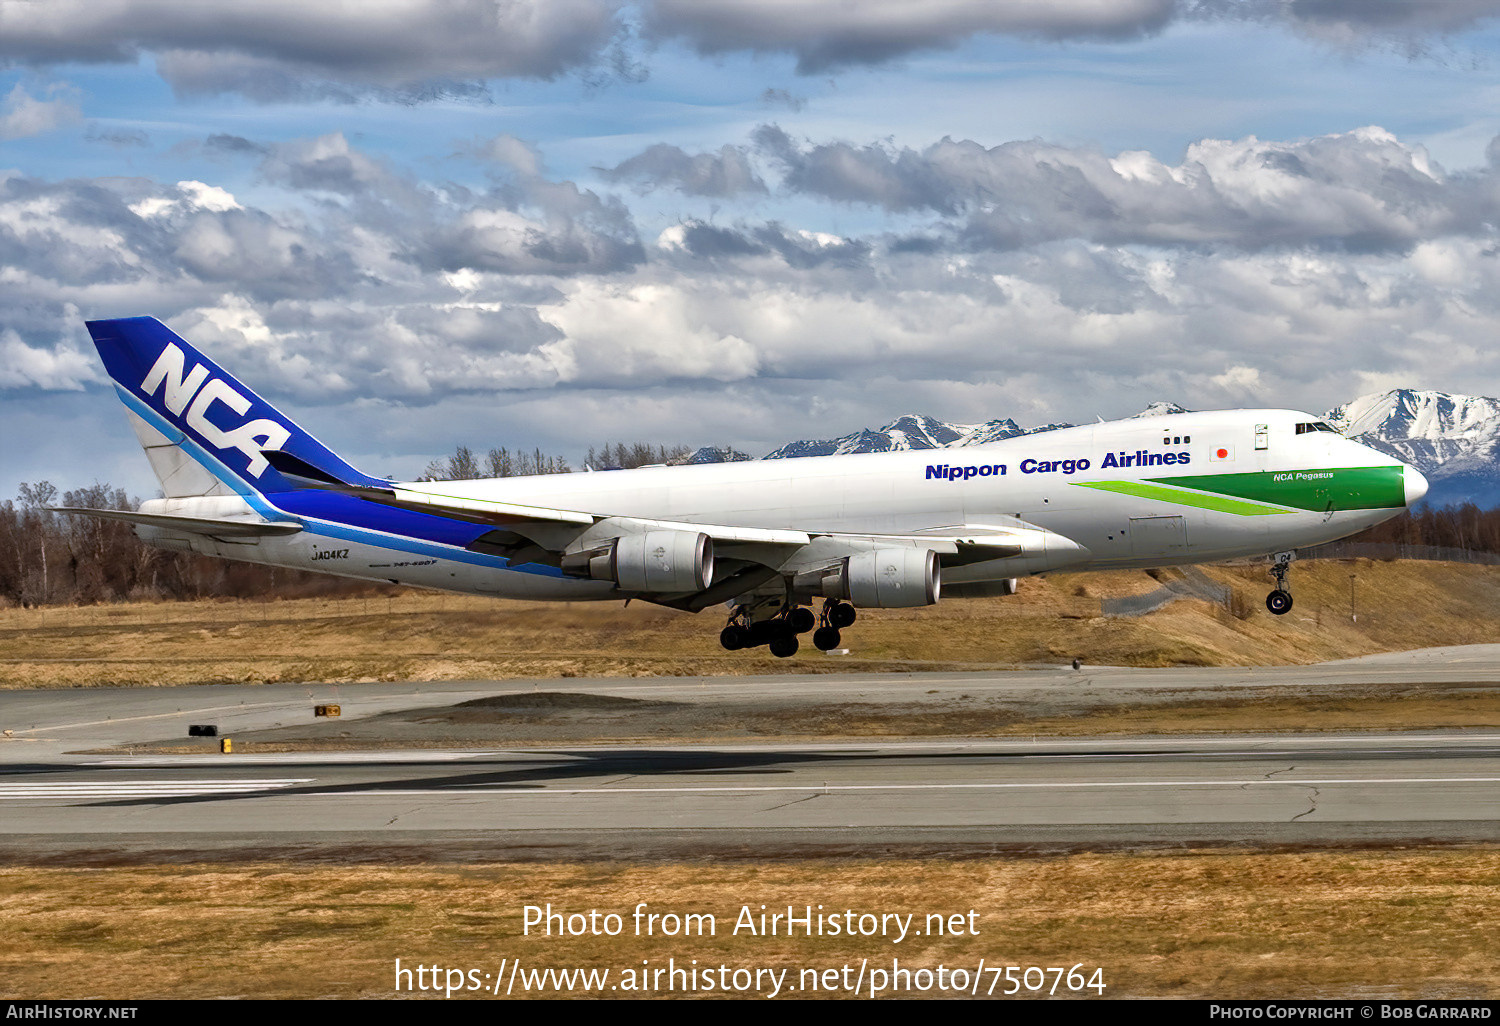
2 646 1498 860
5 643 1500 755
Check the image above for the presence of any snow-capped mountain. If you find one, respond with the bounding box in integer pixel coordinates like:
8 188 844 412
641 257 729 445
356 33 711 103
760 405 1175 460
674 445 755 465
763 414 1032 460
1129 402 1190 418
1324 390 1500 508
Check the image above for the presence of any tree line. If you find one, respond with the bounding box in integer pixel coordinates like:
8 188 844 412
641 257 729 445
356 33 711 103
0 481 367 608
421 445 571 481
418 441 692 481
1334 502 1500 555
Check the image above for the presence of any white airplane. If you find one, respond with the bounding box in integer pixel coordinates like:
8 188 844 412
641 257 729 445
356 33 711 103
57 317 1427 657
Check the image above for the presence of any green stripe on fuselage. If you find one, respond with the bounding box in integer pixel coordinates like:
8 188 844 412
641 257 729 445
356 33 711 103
1072 480 1292 516
1148 465 1406 512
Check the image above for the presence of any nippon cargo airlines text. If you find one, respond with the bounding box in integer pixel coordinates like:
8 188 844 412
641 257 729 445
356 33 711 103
925 450 1191 480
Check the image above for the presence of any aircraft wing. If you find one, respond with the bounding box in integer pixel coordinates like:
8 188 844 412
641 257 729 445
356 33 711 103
262 452 1089 609
432 485 1084 611
274 466 1061 565
48 507 303 538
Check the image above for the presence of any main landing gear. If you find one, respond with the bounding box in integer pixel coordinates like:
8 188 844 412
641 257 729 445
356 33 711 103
812 597 855 653
1266 550 1295 615
719 599 857 657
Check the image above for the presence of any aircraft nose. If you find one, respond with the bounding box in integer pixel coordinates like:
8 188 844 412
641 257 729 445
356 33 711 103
1403 465 1429 507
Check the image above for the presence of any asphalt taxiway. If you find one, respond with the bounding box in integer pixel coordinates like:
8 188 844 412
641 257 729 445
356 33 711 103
1 646 1497 860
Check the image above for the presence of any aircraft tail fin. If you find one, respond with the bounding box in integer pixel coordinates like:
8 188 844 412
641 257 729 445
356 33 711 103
85 317 386 498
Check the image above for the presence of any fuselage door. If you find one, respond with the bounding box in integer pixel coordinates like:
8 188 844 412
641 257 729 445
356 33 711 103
1129 515 1188 556
1254 423 1269 450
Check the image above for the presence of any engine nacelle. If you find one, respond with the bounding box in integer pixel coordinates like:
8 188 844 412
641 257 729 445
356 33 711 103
563 530 714 593
816 548 940 608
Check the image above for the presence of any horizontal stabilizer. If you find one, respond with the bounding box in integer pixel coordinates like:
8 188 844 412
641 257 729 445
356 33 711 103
49 507 303 538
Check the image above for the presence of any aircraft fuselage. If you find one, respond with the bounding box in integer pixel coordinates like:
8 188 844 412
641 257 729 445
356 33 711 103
135 407 1419 598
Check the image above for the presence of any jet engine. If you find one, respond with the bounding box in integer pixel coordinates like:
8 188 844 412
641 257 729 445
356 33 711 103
811 548 940 608
561 530 714 593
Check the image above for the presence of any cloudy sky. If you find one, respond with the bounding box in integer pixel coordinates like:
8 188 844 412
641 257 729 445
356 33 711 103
8 0 1500 499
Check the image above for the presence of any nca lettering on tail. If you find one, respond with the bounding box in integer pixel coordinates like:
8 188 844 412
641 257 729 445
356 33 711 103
140 343 289 477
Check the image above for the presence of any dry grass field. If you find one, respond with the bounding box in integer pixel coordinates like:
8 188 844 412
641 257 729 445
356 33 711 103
2 852 1496 999
3 559 1498 688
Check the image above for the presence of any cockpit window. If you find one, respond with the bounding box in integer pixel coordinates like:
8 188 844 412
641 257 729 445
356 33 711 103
1295 421 1340 435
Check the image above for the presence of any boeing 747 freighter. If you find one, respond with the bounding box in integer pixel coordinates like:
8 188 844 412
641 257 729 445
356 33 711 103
56 318 1428 656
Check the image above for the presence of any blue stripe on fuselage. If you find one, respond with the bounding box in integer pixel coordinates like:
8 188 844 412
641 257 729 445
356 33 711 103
116 387 565 579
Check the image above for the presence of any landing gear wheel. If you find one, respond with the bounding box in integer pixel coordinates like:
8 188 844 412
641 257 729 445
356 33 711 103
768 633 800 658
719 624 747 650
746 620 778 646
828 602 856 629
812 626 841 651
1265 551 1295 617
788 606 816 634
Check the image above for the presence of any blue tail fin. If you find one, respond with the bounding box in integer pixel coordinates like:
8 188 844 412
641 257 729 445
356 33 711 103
86 317 386 496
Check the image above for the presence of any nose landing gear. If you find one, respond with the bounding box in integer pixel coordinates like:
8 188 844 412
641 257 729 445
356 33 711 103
1266 551 1295 615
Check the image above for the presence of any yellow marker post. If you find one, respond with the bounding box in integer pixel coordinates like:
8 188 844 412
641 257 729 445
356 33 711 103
220 738 232 754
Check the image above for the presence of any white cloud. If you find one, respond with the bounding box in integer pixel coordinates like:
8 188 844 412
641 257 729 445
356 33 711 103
4 125 1500 469
0 83 80 140
260 133 398 195
473 135 544 178
443 268 483 293
757 125 1470 251
603 143 767 197
1211 365 1264 397
177 181 241 213
542 281 762 385
130 180 241 219
0 329 99 390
